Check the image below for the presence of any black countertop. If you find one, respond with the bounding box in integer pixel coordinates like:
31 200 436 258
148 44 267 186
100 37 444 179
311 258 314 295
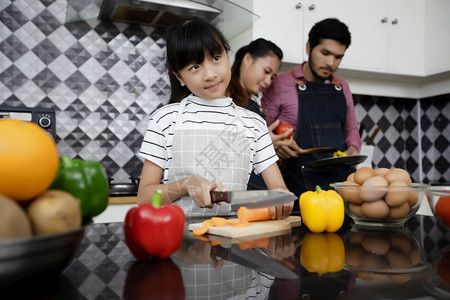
1 215 449 300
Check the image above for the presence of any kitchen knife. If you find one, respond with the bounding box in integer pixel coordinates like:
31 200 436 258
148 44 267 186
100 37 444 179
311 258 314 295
210 190 297 210
210 244 299 280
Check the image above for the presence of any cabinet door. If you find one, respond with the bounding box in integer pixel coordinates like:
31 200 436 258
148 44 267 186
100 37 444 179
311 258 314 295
387 0 424 74
336 1 389 71
253 0 305 63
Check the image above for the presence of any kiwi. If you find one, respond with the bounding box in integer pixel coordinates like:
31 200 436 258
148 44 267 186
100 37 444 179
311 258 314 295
0 195 33 240
28 190 82 236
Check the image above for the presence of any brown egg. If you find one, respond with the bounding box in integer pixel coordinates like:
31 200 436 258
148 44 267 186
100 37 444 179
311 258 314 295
361 252 390 273
345 244 365 267
374 167 390 177
388 202 410 220
360 176 388 202
384 168 412 185
385 181 410 207
349 230 365 244
361 234 391 256
361 200 390 219
347 172 355 182
386 249 413 269
408 245 422 266
389 233 412 254
356 272 375 281
354 167 376 185
349 203 365 218
389 275 412 283
340 181 363 204
408 191 419 207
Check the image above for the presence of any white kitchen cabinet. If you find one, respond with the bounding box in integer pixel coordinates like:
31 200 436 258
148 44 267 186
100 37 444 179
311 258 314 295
250 0 450 77
252 0 350 64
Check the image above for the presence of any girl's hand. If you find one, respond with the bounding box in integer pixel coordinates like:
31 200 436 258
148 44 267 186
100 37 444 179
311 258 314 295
185 176 225 208
269 188 295 220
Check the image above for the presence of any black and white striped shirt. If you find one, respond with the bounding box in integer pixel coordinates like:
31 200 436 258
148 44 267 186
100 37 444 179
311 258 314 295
139 95 278 185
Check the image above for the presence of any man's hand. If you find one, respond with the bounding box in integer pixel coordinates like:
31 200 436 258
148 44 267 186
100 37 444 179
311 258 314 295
344 145 359 155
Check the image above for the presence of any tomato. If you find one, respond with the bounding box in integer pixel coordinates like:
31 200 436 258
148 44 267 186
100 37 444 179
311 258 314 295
435 196 450 227
276 122 294 138
437 248 450 285
0 120 59 201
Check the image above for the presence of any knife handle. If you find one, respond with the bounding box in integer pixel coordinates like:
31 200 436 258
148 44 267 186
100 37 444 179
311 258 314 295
210 191 230 203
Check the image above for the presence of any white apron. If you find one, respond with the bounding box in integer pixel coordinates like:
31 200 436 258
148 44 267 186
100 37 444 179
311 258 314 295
167 96 252 216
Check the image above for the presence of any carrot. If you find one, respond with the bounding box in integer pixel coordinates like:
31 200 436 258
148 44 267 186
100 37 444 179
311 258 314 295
238 237 270 250
231 221 249 227
210 240 222 246
226 219 241 225
193 226 209 236
203 219 213 227
211 217 227 227
237 207 271 223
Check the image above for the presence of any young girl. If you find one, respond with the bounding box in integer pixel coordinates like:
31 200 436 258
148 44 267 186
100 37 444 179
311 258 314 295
137 17 293 218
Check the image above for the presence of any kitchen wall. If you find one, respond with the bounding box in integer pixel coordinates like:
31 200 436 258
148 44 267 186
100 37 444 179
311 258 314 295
0 0 448 184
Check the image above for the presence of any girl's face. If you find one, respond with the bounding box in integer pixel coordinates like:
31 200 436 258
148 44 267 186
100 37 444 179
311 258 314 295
240 53 281 96
174 50 231 100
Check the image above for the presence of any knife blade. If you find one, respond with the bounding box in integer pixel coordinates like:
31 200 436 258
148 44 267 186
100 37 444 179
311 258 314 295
210 190 297 210
210 244 298 280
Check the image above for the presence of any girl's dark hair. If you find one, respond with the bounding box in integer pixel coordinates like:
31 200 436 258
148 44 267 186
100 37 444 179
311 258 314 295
166 17 230 103
308 18 351 51
228 38 283 109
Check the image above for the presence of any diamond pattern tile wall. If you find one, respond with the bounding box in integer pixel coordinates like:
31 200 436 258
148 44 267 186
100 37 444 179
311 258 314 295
0 0 171 182
0 0 448 185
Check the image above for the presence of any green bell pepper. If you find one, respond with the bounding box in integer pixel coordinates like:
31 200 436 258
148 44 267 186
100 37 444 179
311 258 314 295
50 156 109 222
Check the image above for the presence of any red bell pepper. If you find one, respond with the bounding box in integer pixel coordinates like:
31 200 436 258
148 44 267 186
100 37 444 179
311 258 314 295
124 190 185 259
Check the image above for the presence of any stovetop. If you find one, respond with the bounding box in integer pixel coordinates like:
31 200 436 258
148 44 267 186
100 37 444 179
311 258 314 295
108 177 139 197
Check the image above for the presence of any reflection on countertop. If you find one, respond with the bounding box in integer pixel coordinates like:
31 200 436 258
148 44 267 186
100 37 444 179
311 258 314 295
1 215 449 299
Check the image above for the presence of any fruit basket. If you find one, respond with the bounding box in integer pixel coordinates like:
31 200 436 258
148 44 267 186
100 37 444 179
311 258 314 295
0 226 86 287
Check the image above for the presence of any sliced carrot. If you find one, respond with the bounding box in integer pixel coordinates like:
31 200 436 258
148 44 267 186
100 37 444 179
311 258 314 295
203 219 213 227
226 219 241 224
193 226 209 236
239 237 270 250
211 217 227 227
237 207 271 223
231 221 249 227
210 240 222 246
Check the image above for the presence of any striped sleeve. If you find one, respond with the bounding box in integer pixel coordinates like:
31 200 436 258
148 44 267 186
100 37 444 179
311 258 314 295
138 104 178 169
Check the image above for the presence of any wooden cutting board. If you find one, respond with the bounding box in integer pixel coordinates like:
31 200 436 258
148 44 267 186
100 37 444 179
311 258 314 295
188 216 301 239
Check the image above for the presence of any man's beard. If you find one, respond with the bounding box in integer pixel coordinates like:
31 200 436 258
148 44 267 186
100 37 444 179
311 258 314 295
308 57 331 82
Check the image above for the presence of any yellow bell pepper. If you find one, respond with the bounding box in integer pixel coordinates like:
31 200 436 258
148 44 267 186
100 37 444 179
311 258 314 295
299 185 344 233
300 232 345 274
333 150 347 157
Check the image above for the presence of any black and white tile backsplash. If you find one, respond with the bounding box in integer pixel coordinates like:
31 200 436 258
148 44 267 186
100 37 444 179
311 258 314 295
1 0 449 184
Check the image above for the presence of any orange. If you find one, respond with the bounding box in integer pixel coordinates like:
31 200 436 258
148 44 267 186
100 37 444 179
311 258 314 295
0 119 59 201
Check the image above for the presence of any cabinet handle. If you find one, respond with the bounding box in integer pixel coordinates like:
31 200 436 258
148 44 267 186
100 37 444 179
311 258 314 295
309 4 315 10
295 3 302 9
391 18 398 25
381 17 388 23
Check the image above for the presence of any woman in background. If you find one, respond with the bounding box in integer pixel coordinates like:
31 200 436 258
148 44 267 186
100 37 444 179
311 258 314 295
228 39 296 190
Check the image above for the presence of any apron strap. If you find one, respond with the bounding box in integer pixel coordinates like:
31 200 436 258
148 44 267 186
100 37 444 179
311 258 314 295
290 68 342 91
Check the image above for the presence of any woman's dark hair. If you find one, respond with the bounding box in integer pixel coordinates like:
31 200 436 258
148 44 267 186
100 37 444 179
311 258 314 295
308 18 351 51
228 38 283 109
166 17 230 103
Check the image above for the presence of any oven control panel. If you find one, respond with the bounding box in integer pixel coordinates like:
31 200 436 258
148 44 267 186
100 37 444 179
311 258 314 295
0 106 56 140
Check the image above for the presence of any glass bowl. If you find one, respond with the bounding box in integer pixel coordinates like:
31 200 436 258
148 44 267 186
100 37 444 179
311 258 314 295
330 182 429 230
343 227 429 282
425 185 450 229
